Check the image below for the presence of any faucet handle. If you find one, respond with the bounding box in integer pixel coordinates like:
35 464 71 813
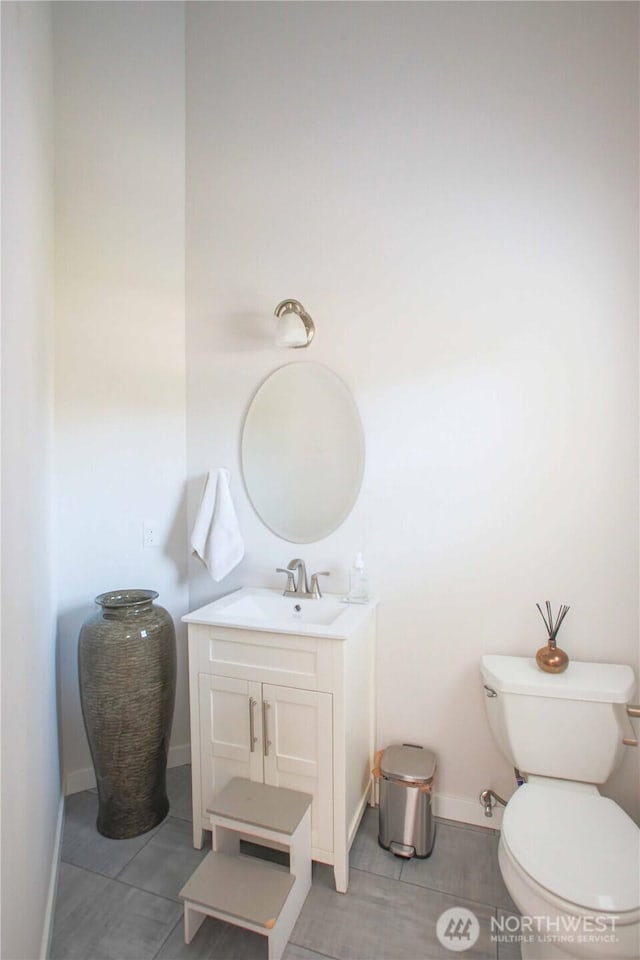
276 568 296 595
309 571 330 599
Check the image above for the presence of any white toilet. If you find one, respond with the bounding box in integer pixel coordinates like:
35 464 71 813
481 655 640 960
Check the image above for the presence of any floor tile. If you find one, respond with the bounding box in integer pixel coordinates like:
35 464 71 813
283 945 334 960
51 859 110 928
495 910 523 960
117 817 210 901
290 864 497 959
62 791 161 878
167 764 193 822
155 914 266 959
54 769 517 960
436 815 500 837
50 862 181 960
348 807 402 880
400 820 517 912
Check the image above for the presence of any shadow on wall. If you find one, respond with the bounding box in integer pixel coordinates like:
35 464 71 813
56 601 95 788
199 310 276 352
167 487 190 588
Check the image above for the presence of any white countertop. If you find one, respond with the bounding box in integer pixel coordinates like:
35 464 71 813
182 586 378 640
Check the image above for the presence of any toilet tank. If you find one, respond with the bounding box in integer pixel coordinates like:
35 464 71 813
481 655 636 783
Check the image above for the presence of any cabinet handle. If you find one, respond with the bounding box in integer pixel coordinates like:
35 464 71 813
262 700 272 756
248 696 257 752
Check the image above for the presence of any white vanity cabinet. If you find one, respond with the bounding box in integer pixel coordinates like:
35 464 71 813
183 591 377 893
197 675 334 853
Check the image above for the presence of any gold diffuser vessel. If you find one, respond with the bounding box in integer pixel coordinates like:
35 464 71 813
535 601 570 673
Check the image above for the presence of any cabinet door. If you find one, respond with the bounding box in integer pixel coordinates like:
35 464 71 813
198 674 263 814
261 684 333 854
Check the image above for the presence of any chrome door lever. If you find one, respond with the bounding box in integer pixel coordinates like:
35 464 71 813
248 696 257 752
262 700 272 756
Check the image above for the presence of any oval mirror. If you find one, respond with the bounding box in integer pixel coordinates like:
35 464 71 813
242 362 365 543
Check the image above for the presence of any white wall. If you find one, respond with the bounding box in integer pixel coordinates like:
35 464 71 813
54 1 190 791
1 3 62 956
186 2 639 824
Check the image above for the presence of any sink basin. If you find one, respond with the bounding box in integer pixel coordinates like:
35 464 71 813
182 587 377 639
222 592 345 626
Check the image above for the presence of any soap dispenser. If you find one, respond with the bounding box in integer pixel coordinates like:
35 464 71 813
345 552 369 603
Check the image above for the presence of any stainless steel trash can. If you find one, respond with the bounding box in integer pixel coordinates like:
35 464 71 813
378 744 436 858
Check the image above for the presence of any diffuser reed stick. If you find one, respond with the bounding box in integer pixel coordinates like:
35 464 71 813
535 601 570 673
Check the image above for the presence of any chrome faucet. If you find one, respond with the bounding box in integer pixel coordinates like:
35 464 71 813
276 559 330 599
276 558 309 597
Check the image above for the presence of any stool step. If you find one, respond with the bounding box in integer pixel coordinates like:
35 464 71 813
208 778 312 837
179 851 294 930
182 782 312 960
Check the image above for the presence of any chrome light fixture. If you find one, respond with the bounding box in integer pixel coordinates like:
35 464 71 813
274 299 315 348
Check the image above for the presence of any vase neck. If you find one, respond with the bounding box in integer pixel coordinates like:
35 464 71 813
95 589 158 617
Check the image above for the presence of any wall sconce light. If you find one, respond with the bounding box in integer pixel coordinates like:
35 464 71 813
274 299 315 348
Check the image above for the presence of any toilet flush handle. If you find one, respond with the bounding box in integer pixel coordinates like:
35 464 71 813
623 704 640 747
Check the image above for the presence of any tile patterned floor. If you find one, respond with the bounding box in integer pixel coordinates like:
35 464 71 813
51 766 521 960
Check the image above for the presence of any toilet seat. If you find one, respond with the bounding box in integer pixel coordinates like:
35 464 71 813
502 783 640 915
498 838 640 960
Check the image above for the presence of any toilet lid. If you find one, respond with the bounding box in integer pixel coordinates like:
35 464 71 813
502 784 640 913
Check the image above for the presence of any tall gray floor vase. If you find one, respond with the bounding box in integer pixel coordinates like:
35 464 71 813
78 589 176 839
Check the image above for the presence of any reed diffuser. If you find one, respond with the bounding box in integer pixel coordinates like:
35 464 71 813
535 601 570 673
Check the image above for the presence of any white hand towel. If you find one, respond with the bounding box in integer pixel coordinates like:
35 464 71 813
190 468 245 581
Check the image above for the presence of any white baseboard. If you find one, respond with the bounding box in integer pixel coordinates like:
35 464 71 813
433 791 502 830
64 742 191 796
40 791 65 959
64 751 502 833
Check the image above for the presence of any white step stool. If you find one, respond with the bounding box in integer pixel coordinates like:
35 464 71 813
179 778 312 960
